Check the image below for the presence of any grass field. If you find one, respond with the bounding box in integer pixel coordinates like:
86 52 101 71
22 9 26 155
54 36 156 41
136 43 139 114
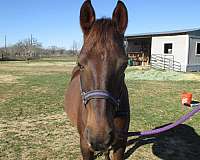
0 57 200 160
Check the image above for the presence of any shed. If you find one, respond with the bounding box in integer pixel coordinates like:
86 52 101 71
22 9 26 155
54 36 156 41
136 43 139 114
125 28 200 72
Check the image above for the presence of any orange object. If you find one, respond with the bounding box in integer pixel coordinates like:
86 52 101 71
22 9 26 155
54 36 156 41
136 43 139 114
181 92 192 106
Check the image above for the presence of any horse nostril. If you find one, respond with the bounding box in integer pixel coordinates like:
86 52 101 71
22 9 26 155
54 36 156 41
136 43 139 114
90 141 106 151
105 130 114 145
109 130 114 136
108 129 114 138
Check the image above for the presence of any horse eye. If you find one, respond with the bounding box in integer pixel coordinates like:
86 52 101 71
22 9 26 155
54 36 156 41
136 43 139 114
78 63 84 70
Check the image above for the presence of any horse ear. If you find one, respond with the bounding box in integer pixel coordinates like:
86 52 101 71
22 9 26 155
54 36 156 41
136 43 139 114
80 0 96 35
112 1 128 34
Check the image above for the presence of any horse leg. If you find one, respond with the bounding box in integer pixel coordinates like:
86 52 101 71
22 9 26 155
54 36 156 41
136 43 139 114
80 137 94 160
111 141 127 160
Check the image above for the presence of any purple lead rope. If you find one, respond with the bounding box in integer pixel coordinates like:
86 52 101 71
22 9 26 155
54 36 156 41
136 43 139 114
128 104 200 137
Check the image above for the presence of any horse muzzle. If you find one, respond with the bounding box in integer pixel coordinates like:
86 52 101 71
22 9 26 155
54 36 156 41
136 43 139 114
85 128 114 152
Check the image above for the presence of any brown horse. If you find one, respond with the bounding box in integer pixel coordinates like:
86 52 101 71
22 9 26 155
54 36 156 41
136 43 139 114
64 1 130 159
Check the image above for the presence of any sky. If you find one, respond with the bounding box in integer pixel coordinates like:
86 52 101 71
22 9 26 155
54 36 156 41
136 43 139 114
0 0 200 49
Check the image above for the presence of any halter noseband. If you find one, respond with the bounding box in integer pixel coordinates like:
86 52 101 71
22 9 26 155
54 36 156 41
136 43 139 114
81 90 120 110
79 74 120 112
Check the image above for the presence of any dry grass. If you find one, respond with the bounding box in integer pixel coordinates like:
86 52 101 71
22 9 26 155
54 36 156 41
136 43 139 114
0 61 76 76
0 75 20 84
0 60 200 160
0 58 81 159
0 94 13 104
126 66 200 81
0 113 80 160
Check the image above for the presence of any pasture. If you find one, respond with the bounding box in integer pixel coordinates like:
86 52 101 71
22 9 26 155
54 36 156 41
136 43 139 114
0 57 200 160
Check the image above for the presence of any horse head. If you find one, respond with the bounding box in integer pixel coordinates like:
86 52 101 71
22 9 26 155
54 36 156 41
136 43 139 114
78 0 128 152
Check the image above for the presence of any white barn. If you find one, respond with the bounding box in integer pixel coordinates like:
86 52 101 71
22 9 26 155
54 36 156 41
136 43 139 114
125 28 200 72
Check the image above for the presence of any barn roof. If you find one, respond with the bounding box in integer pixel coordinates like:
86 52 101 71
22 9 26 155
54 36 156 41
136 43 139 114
126 27 200 38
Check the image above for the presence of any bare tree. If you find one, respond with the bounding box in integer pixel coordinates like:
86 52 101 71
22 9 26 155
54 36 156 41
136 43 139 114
0 35 75 60
49 46 58 56
13 37 42 60
0 48 5 60
71 40 79 55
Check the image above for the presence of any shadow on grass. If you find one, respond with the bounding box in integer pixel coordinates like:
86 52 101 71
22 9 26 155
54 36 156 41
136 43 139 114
125 124 200 160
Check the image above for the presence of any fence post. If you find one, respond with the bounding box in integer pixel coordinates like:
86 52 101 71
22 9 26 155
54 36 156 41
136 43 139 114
163 56 165 70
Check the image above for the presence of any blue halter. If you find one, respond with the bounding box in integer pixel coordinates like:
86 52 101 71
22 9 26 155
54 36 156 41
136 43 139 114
79 75 120 112
81 90 120 109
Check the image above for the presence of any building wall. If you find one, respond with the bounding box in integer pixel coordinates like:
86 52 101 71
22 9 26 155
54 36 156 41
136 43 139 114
187 36 200 71
151 35 189 72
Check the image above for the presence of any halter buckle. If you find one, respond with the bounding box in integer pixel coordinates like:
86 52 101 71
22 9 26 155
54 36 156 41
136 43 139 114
81 92 87 106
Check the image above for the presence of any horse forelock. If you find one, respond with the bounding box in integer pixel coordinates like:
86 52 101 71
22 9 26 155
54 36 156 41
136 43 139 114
80 18 124 57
